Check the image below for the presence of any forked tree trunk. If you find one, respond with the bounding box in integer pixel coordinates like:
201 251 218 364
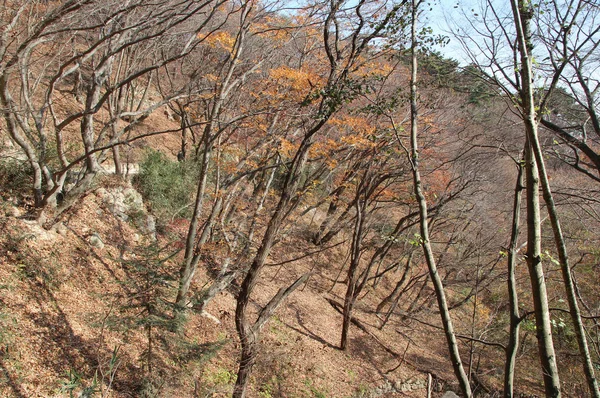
233 126 318 397
510 1 561 396
504 156 524 398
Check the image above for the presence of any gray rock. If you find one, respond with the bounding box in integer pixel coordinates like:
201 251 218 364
96 186 145 222
145 215 156 237
442 392 460 398
52 222 68 237
89 233 104 249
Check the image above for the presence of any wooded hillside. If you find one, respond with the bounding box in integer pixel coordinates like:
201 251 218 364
1 1 599 397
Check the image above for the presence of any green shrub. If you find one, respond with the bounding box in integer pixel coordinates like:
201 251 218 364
134 150 198 224
0 158 33 200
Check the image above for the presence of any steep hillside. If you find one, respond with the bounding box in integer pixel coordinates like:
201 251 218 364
0 181 462 398
2 1 600 398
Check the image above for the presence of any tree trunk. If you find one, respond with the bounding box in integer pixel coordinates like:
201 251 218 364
232 336 257 398
313 179 351 244
0 75 45 208
510 1 561 395
176 138 211 307
407 2 472 396
112 145 123 177
176 2 252 306
340 200 364 350
377 252 412 314
81 77 106 174
233 128 316 397
524 138 560 397
527 70 600 398
504 157 524 398
527 89 600 397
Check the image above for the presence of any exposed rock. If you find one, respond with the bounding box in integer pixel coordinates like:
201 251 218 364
52 222 68 237
145 214 156 237
93 185 156 241
89 233 104 249
442 392 460 398
22 219 58 241
96 186 145 222
353 377 428 398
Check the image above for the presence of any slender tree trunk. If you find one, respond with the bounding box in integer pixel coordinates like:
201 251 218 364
524 138 561 397
510 1 561 395
340 200 364 350
315 197 358 246
199 196 223 245
504 157 524 398
313 178 352 244
407 2 472 396
233 128 317 397
535 146 600 397
247 175 272 245
176 138 211 307
526 69 600 398
405 274 429 317
377 252 412 313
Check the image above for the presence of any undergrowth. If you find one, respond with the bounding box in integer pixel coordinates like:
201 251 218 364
134 150 199 226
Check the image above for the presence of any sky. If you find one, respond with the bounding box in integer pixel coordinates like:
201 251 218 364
426 0 488 64
280 0 491 64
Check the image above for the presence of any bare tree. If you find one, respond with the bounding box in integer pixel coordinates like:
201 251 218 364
403 1 472 396
537 2 600 181
450 1 600 395
0 0 220 217
232 1 408 395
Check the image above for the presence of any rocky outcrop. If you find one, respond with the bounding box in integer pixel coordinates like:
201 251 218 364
95 185 155 238
353 377 428 397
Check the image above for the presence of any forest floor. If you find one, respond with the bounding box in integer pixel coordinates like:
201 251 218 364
0 111 547 398
0 189 450 398
0 180 549 397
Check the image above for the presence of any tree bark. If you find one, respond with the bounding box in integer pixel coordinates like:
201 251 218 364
504 156 524 398
407 2 472 396
340 200 364 350
510 1 561 395
531 79 600 398
233 127 316 397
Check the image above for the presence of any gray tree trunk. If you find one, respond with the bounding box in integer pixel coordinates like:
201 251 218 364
504 157 524 398
510 1 561 395
407 2 472 396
